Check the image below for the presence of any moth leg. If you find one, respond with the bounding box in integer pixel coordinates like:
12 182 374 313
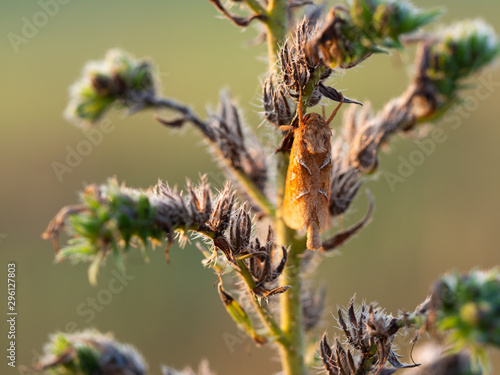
297 157 312 175
319 154 331 170
279 125 294 132
318 189 328 200
295 189 311 200
298 87 304 127
326 92 344 126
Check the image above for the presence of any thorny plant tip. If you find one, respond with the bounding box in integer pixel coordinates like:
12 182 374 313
39 1 500 375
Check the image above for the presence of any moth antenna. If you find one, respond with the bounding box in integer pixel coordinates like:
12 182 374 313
298 89 304 127
326 92 344 126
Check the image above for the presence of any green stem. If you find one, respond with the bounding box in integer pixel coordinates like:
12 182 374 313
265 0 288 68
232 168 275 217
264 1 307 375
242 0 267 15
236 259 287 345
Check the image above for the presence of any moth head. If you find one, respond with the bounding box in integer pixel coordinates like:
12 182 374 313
301 113 332 154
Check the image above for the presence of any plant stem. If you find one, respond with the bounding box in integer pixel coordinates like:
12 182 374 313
236 259 287 345
264 1 307 375
265 0 288 68
243 0 267 15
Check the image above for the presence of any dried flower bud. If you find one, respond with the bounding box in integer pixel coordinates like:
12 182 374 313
207 90 268 192
229 203 252 254
308 7 379 69
245 227 290 297
320 298 417 375
329 140 362 217
263 76 294 127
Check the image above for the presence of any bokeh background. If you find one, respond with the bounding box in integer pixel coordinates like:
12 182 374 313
1 0 499 374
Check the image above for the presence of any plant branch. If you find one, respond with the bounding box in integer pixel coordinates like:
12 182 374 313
151 96 275 216
243 0 267 16
236 259 287 345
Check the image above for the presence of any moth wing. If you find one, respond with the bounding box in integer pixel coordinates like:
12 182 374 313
316 152 332 230
282 144 311 230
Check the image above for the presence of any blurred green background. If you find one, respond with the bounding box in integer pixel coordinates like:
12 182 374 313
1 0 499 374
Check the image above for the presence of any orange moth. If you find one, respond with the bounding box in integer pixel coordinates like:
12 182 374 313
282 91 344 250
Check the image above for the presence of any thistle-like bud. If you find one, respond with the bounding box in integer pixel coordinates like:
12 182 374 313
34 330 147 375
425 19 500 101
347 0 441 48
64 49 157 125
428 268 500 370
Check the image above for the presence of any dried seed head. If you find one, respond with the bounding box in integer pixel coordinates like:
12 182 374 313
306 7 374 70
329 157 362 217
229 203 252 255
206 181 235 235
207 90 268 192
243 227 290 297
321 298 418 374
262 76 294 127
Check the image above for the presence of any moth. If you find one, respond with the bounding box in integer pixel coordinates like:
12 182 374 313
282 92 344 250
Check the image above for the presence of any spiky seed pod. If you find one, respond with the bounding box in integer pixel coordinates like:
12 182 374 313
207 90 268 192
229 203 252 255
244 227 290 298
263 76 294 127
329 140 363 217
205 181 236 235
320 298 418 374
